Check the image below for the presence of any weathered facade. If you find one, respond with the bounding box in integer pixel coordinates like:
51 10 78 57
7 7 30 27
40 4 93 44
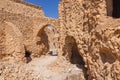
0 0 120 80
59 0 120 80
0 0 59 60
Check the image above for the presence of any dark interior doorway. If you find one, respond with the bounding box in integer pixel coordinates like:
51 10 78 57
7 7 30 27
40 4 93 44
25 50 32 63
63 36 88 80
112 0 120 18
70 42 85 65
63 36 85 65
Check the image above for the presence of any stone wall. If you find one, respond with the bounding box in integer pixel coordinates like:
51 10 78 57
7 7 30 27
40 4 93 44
59 0 120 80
0 20 24 62
1 0 120 79
58 0 84 55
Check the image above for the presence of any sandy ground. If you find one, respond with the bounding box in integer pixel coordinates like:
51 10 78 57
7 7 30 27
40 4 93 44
0 55 86 80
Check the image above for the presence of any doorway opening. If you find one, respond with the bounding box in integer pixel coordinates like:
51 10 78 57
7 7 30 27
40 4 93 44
25 50 32 63
36 24 57 56
63 36 88 79
106 0 120 18
63 36 85 65
36 28 49 55
70 42 85 65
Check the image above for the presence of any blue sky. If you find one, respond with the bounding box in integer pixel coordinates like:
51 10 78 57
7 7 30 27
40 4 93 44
25 0 60 18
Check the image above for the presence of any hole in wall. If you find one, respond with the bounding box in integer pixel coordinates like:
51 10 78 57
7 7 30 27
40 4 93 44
106 0 120 18
63 36 85 65
63 36 88 79
25 50 32 63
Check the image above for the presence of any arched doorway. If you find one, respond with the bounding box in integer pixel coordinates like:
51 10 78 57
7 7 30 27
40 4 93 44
63 36 88 79
63 36 85 65
0 22 25 61
36 25 50 56
36 24 57 56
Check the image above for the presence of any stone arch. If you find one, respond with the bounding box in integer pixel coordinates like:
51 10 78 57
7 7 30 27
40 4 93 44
35 24 57 56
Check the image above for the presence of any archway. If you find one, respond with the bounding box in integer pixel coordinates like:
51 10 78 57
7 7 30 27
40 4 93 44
24 50 32 63
36 24 57 56
63 36 85 65
63 36 88 79
36 25 49 55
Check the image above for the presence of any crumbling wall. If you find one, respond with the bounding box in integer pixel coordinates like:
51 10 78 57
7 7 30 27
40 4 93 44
82 0 120 79
0 21 24 61
58 0 84 56
2 0 120 79
0 0 59 60
0 10 34 56
59 0 120 80
58 0 88 79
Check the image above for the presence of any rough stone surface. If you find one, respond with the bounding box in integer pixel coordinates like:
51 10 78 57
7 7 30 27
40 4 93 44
0 0 120 80
58 0 120 80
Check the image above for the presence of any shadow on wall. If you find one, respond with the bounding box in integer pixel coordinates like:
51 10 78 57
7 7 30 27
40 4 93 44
36 29 49 55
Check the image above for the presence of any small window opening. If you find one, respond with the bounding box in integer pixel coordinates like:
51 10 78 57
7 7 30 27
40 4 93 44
106 0 120 18
36 24 57 56
112 0 120 18
25 50 32 63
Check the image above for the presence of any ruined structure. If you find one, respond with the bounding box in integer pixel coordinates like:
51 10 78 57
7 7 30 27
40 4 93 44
0 0 120 80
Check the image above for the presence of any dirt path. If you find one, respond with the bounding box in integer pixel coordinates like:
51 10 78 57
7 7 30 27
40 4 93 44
24 55 86 80
0 55 86 80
